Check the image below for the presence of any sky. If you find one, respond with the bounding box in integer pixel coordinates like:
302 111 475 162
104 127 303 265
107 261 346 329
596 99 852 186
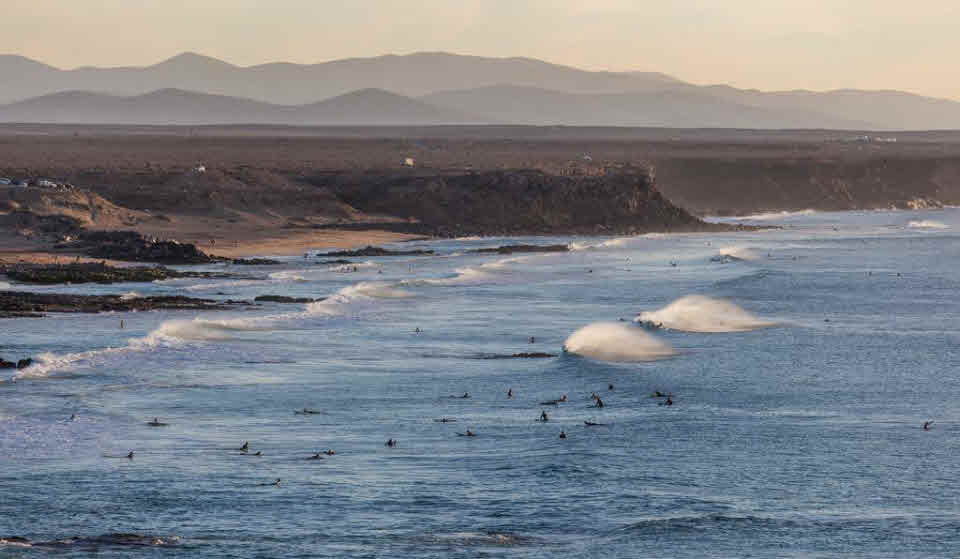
3 0 959 100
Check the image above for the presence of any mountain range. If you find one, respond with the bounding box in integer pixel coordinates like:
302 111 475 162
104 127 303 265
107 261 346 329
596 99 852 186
2 51 960 129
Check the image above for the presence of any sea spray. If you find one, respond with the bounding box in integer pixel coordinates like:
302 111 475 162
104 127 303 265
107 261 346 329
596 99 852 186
563 322 674 362
636 295 776 333
307 281 411 315
907 220 949 230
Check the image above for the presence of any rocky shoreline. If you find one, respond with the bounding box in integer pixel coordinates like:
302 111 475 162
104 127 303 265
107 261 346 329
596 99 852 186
0 262 237 285
0 291 251 318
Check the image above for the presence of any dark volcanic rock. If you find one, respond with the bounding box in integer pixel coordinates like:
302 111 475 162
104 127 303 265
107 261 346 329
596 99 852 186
230 258 282 265
480 352 557 359
316 245 434 257
0 291 249 317
0 358 35 369
315 166 724 237
469 244 569 255
75 230 212 264
254 295 319 303
1 262 229 285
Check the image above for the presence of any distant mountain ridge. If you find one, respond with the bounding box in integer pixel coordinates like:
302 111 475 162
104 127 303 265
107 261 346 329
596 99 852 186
2 51 960 129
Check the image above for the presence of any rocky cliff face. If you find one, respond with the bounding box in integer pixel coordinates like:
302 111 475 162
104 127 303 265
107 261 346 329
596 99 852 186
317 167 718 236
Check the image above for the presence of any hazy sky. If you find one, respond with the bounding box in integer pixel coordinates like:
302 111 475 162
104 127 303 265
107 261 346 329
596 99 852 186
4 0 959 99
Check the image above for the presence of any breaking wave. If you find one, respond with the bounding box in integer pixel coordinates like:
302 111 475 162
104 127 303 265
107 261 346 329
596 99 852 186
563 322 674 362
421 256 527 286
907 220 949 230
732 209 817 221
306 281 410 315
636 295 776 333
711 246 761 262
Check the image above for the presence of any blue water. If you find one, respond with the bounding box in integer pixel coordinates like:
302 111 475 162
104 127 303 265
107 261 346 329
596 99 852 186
3 209 960 557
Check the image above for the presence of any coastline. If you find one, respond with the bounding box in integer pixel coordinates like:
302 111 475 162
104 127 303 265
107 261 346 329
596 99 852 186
0 229 425 265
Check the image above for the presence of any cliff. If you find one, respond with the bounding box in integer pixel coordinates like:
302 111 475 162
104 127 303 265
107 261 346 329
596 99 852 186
315 167 719 236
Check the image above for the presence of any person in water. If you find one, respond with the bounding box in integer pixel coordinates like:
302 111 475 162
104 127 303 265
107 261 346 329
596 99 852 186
924 421 933 431
559 430 567 439
461 392 470 399
465 429 476 437
540 410 549 422
591 392 599 401
595 398 605 408
608 384 614 391
126 451 134 459
253 451 263 456
385 439 397 447
324 449 335 455
529 336 535 344
665 396 673 406
308 453 322 460
507 388 514 398
240 441 249 452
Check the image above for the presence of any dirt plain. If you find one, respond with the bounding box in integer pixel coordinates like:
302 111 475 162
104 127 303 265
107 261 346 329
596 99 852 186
2 124 959 260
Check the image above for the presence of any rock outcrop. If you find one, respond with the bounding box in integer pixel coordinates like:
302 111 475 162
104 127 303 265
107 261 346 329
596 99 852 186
322 166 721 237
0 291 249 317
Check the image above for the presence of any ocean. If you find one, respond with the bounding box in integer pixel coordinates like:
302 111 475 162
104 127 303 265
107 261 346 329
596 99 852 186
2 208 960 557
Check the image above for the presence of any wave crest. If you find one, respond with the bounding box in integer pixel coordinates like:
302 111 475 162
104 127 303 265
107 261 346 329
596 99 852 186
636 295 776 333
907 220 948 230
563 322 674 362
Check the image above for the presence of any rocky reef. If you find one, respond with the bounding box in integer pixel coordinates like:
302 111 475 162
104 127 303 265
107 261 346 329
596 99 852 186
469 244 569 254
0 291 250 317
315 245 435 257
1 262 231 285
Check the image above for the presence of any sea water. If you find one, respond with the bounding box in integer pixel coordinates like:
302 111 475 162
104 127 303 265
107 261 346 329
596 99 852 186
2 208 960 557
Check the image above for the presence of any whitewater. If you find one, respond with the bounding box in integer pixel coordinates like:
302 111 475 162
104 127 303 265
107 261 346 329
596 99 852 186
3 209 960 558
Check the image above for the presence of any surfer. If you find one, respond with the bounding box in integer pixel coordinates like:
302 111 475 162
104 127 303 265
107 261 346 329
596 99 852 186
239 441 249 452
584 421 604 426
591 392 599 401
126 451 134 459
664 396 673 406
434 418 456 423
461 392 471 399
595 397 605 408
507 388 514 398
324 449 335 455
461 429 477 437
924 421 933 431
308 453 323 460
146 418 167 426
260 478 281 486
529 336 535 343
385 439 397 447
559 430 567 439
539 410 549 422
253 451 263 456
608 384 614 391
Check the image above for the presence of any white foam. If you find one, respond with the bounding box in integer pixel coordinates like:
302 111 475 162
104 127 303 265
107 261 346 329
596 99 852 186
568 237 630 251
636 295 776 333
907 220 948 230
712 245 761 262
422 256 525 286
563 322 674 362
734 209 817 221
119 291 142 300
0 281 10 289
307 281 410 315
267 270 308 281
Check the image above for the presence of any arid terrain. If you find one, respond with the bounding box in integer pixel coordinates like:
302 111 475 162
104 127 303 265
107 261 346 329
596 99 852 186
2 124 960 262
